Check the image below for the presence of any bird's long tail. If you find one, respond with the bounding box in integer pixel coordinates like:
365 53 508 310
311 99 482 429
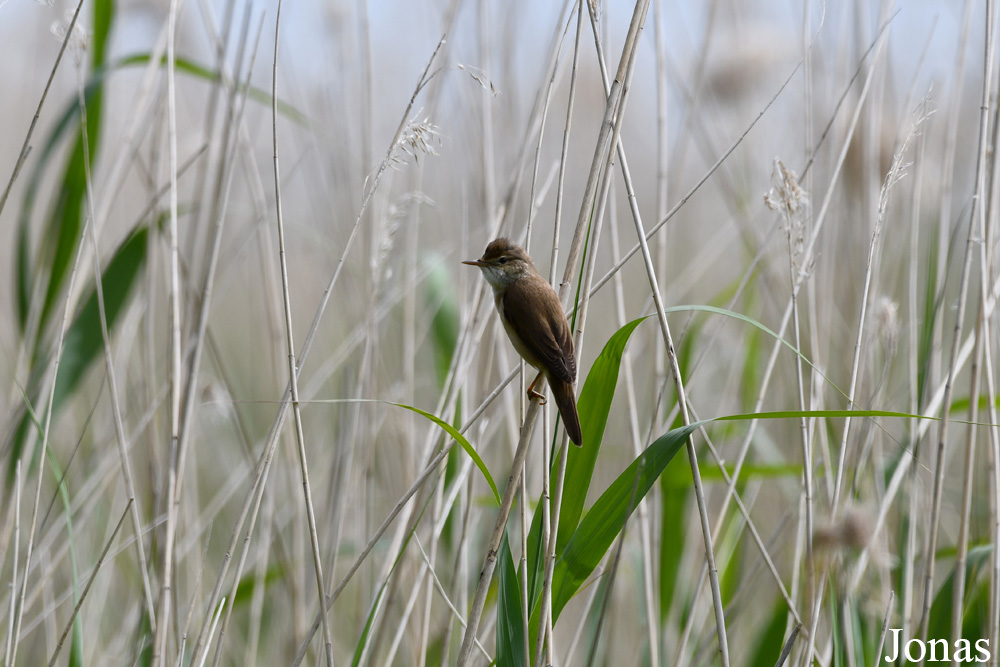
551 378 583 446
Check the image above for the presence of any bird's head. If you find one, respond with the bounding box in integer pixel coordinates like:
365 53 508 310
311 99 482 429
462 237 535 289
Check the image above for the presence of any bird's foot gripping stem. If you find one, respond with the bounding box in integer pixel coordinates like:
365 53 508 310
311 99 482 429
527 372 547 405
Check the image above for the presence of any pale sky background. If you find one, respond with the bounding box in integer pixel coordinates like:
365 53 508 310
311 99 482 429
0 0 987 358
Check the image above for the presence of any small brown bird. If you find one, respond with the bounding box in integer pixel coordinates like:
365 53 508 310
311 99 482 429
463 238 583 445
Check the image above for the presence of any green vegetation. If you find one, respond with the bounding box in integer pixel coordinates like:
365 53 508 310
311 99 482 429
1 1 997 666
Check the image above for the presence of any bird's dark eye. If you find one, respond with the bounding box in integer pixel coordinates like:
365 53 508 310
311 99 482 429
498 256 509 264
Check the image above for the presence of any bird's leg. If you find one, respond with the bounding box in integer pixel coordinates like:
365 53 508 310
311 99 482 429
527 371 547 405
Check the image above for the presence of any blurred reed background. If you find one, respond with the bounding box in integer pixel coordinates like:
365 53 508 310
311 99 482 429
0 0 997 665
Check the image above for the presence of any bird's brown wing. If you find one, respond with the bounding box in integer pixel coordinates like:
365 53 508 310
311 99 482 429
501 275 576 385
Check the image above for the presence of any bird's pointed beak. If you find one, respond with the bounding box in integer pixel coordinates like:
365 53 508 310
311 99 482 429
462 259 486 267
